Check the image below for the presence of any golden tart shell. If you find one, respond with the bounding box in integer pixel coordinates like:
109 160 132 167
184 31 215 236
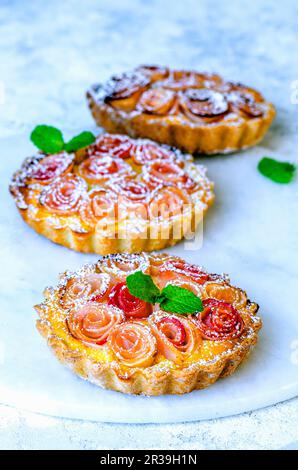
9 135 214 254
35 253 262 396
87 67 275 155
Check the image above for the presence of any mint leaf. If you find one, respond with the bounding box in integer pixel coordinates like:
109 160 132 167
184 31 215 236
30 125 65 154
64 131 96 153
31 126 96 154
126 271 160 303
258 157 296 184
159 285 203 314
126 271 203 314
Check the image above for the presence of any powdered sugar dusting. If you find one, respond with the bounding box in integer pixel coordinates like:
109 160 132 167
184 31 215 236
92 66 267 121
10 133 214 246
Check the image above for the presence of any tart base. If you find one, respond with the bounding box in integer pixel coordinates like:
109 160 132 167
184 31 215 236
10 137 214 255
36 313 259 395
87 91 276 155
16 202 211 255
35 261 262 397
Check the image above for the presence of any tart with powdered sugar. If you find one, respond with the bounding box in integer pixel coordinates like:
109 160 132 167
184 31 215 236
87 65 275 154
9 134 214 254
35 253 262 395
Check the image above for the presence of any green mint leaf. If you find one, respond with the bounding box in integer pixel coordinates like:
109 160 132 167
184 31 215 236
159 285 203 314
126 271 203 314
258 157 296 184
126 271 160 303
30 125 65 154
64 131 96 153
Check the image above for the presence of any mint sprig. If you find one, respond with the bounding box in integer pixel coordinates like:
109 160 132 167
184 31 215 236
126 271 203 315
30 125 96 154
258 157 296 184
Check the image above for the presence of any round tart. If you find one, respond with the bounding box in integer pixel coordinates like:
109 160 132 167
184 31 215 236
9 134 214 254
35 253 262 396
87 65 275 155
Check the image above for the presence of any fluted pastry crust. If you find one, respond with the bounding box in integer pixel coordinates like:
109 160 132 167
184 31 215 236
9 135 214 254
35 254 262 396
87 66 275 154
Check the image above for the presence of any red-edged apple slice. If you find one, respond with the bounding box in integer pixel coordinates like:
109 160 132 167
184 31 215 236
27 153 73 185
108 282 153 319
196 299 244 340
88 134 133 159
149 312 201 364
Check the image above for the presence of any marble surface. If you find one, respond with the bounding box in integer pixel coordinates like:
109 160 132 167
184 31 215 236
1 138 298 424
0 0 298 449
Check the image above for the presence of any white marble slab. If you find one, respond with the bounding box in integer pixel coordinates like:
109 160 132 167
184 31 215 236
0 134 297 423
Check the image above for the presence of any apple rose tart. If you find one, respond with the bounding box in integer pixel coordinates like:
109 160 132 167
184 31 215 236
9 134 214 254
36 253 262 395
87 66 275 154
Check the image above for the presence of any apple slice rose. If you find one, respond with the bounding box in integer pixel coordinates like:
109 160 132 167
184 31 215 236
67 303 124 346
227 83 264 117
88 134 134 160
131 141 178 166
108 322 157 368
149 187 191 220
195 299 244 340
100 253 150 279
110 179 152 220
61 273 113 309
104 71 150 101
112 179 151 203
149 312 201 364
108 282 153 319
202 282 247 310
77 155 133 184
179 88 229 121
137 88 177 115
39 174 87 215
158 258 214 285
103 71 150 111
143 161 196 191
79 188 118 226
26 153 74 185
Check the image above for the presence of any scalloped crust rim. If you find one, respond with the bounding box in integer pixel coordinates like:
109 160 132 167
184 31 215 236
11 146 214 255
16 201 212 255
36 316 260 395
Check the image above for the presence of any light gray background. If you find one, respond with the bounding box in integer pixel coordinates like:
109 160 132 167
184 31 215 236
0 0 297 450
